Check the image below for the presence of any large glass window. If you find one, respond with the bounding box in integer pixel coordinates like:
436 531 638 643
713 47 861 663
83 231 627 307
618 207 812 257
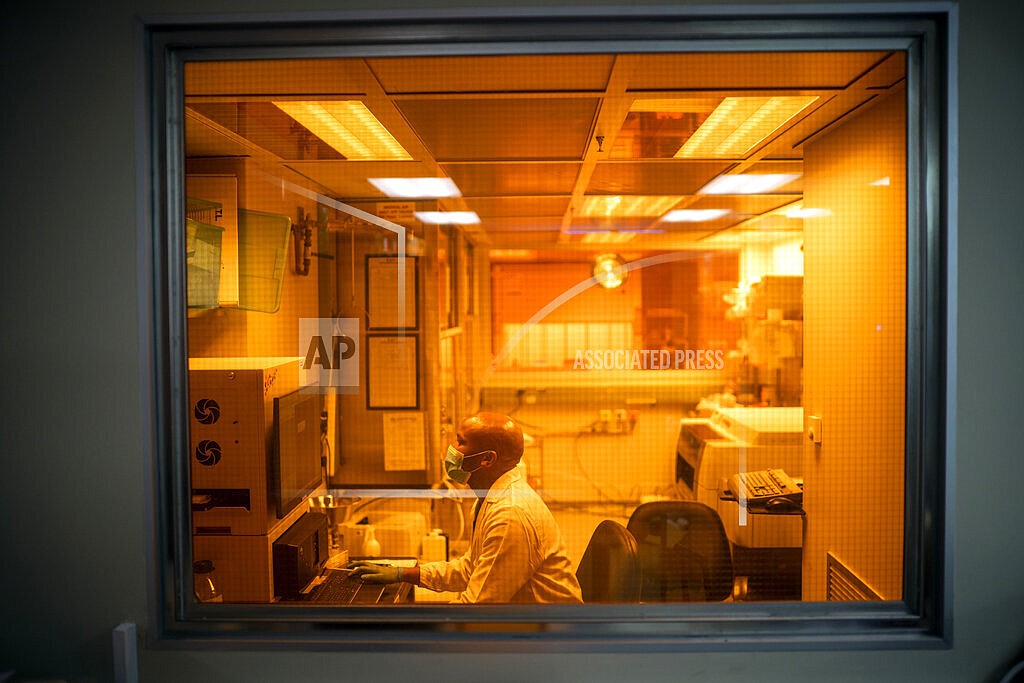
146 7 952 647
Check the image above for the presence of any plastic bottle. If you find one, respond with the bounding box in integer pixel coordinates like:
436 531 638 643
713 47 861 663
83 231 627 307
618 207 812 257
193 560 223 603
363 526 381 557
421 528 449 562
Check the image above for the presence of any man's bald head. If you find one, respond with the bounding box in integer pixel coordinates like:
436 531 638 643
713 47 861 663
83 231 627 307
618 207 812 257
460 412 524 467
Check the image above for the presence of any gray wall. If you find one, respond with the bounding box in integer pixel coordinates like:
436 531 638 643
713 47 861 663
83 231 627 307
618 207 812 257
2 0 1022 681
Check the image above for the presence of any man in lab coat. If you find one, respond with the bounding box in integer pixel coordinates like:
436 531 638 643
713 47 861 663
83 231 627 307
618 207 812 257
350 412 583 604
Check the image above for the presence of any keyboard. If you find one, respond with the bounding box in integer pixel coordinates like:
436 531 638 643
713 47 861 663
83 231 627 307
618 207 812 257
306 569 385 604
726 468 803 507
745 470 785 497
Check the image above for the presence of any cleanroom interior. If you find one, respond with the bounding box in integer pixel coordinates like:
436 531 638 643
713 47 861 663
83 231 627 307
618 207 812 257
182 50 907 605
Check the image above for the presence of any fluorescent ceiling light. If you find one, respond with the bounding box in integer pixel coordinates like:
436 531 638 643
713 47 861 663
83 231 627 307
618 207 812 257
698 173 801 195
675 96 819 158
662 209 731 222
414 211 480 225
368 177 461 198
272 100 412 161
785 206 831 219
870 176 891 186
580 195 682 217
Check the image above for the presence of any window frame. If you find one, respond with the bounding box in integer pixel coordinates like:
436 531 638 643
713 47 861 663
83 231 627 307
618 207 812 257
138 3 956 650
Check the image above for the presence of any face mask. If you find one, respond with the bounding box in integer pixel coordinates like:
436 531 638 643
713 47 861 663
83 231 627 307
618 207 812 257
444 444 490 484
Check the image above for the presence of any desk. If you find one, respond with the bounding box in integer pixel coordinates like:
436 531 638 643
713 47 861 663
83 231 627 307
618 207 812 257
378 580 415 605
718 493 804 601
286 557 417 605
354 556 417 605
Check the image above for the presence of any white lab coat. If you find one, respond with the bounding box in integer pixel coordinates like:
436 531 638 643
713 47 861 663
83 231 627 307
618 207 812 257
418 467 583 604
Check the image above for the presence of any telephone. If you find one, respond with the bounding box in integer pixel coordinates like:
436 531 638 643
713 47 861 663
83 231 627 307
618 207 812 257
726 468 802 510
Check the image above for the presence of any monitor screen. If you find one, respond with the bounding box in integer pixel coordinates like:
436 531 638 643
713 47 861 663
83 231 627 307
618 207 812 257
272 390 324 519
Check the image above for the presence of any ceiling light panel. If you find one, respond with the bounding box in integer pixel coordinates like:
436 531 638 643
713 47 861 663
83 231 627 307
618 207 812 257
675 96 819 159
369 177 461 198
414 211 480 225
699 173 802 195
662 209 732 222
785 206 832 219
272 101 413 160
580 195 682 217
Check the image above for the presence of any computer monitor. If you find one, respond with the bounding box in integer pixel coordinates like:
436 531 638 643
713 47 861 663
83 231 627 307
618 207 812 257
272 389 324 519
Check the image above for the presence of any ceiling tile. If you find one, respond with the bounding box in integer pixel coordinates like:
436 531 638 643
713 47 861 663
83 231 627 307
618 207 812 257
188 102 344 161
185 114 250 157
467 196 569 218
442 162 580 197
482 216 566 232
687 195 800 215
569 216 655 231
396 99 598 161
285 160 439 198
368 55 616 93
487 230 564 249
587 161 731 195
627 52 890 90
609 109 710 159
185 58 374 96
659 216 742 232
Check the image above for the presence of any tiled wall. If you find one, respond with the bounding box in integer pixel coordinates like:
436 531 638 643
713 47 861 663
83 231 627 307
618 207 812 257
802 91 907 600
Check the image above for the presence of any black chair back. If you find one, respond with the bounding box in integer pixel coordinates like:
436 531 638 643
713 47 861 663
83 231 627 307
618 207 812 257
576 520 642 603
626 501 734 602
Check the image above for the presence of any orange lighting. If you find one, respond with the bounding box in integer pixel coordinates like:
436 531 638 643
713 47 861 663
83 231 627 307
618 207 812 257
592 253 628 288
675 96 819 159
580 232 636 244
580 195 682 217
272 101 413 161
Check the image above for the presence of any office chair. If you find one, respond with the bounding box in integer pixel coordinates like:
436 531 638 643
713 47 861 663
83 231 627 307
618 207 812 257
626 501 735 602
575 520 642 603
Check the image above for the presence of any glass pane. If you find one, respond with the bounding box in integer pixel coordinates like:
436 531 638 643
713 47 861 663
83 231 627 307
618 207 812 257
182 50 906 607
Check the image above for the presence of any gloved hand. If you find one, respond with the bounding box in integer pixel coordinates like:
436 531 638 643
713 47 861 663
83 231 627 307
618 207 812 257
348 561 401 584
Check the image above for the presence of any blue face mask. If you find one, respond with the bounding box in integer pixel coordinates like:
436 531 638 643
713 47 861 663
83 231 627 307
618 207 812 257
444 444 490 484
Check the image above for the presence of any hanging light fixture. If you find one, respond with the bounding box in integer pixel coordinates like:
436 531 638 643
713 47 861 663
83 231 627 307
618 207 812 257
593 253 628 289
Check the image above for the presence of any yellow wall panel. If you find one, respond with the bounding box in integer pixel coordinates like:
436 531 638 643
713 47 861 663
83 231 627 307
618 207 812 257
802 92 907 600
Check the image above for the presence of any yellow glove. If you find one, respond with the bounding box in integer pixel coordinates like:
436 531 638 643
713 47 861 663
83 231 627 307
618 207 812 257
348 561 401 584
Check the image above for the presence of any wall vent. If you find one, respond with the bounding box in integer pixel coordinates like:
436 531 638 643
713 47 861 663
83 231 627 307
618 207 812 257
826 551 883 601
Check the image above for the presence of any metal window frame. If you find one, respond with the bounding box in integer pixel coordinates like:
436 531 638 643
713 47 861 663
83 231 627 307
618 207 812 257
136 2 957 651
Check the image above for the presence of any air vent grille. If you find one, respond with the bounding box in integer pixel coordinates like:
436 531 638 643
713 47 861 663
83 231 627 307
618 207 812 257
826 552 882 601
195 440 222 467
194 398 221 424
